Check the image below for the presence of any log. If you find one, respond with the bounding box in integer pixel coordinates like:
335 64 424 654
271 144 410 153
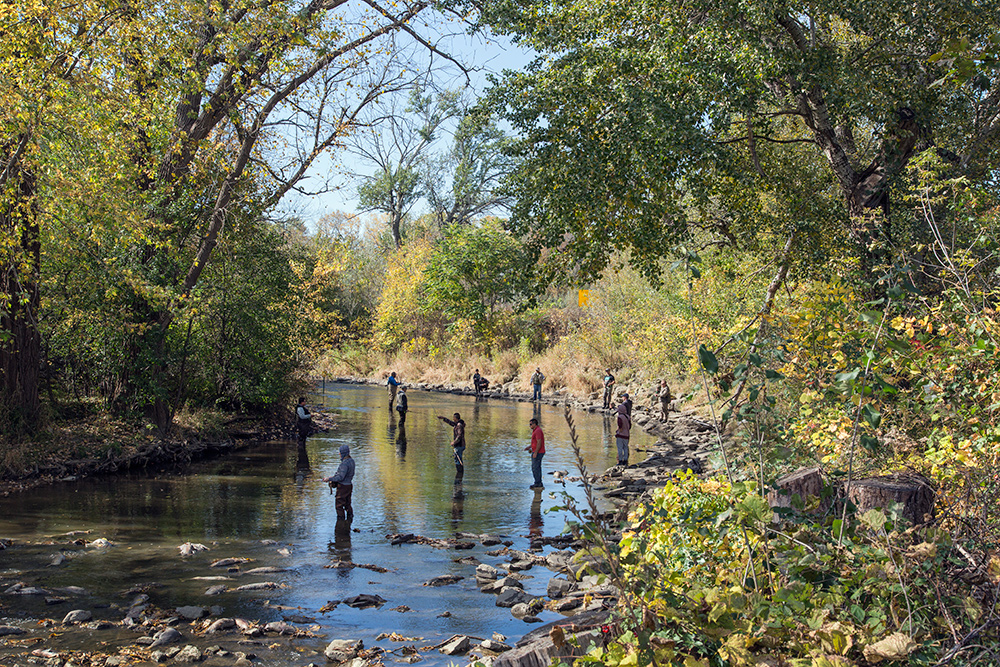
846 473 934 526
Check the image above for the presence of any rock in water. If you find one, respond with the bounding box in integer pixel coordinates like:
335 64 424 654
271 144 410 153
178 542 209 557
480 639 512 653
423 575 463 587
265 621 297 635
62 610 92 624
342 594 387 609
176 606 208 620
325 639 363 662
475 564 500 580
174 645 203 663
149 627 182 648
204 585 228 596
439 636 472 656
0 626 26 637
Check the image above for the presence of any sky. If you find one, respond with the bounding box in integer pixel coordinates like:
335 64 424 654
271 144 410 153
276 25 536 226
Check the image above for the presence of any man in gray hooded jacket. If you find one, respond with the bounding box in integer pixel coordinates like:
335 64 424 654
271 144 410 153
323 444 355 521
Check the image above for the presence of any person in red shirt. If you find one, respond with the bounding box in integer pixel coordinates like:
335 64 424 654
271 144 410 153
525 417 546 489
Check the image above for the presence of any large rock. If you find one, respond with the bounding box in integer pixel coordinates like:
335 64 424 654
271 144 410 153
325 639 363 662
0 626 26 637
424 575 463 587
476 564 501 580
149 627 183 648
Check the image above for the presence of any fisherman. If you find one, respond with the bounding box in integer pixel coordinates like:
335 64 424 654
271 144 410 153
323 444 355 522
437 412 467 471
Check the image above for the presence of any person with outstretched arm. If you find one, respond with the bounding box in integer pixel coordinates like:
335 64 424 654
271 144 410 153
323 444 355 522
437 412 466 471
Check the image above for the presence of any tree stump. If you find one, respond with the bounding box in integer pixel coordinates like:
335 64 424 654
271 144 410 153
846 473 935 526
767 467 829 515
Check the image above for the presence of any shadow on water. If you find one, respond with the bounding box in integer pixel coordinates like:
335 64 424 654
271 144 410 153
0 384 650 665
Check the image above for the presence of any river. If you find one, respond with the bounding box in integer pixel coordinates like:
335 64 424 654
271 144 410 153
0 383 648 665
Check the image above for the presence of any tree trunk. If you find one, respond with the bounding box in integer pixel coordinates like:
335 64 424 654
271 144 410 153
0 160 41 437
846 472 935 526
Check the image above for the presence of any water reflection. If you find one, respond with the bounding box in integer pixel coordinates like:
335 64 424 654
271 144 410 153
529 488 543 537
451 470 465 528
395 423 407 460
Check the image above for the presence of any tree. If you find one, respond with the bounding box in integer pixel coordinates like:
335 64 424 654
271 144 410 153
477 0 1000 284
424 218 530 341
1 1 123 437
424 109 514 228
353 87 462 248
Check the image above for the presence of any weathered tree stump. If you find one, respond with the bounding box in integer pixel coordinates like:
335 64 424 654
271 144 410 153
846 473 935 526
767 467 829 515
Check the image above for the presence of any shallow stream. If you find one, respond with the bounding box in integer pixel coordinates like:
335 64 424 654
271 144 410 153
0 384 647 665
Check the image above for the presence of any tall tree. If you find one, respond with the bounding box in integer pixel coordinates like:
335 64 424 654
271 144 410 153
477 0 1000 283
424 109 514 228
0 1 121 437
352 87 461 248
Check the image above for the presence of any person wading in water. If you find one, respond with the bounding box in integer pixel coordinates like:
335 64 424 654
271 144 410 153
437 412 467 472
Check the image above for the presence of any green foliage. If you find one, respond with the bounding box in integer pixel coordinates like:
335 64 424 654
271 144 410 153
423 219 531 344
478 0 1000 286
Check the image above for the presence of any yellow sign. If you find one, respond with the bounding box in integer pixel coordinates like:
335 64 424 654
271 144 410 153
578 289 590 307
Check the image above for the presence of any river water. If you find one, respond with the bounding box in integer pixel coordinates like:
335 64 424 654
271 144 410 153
0 384 646 665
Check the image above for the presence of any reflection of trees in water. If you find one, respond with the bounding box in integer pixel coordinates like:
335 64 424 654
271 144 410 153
529 489 543 537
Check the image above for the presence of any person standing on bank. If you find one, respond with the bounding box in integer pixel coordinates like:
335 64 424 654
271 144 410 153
658 379 672 423
473 369 482 396
386 371 400 408
395 385 408 425
530 368 545 401
525 417 545 489
621 392 633 419
602 369 616 409
615 403 631 466
437 412 466 471
323 444 355 522
296 397 312 444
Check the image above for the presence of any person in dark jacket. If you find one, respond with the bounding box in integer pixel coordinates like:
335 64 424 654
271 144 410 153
395 386 408 425
323 444 355 521
295 397 312 444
